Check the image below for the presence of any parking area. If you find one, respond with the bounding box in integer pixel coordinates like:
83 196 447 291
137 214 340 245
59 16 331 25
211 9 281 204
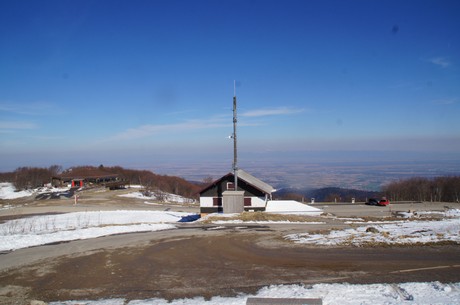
314 201 460 218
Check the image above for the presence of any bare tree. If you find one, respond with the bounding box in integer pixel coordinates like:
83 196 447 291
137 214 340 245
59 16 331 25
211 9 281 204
202 176 214 184
382 176 460 203
48 165 63 176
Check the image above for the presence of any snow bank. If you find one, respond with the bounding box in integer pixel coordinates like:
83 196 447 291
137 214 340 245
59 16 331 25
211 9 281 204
0 182 33 199
1 223 175 252
265 200 322 215
48 282 460 305
0 210 196 251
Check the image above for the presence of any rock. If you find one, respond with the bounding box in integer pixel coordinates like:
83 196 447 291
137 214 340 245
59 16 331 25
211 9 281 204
366 227 379 233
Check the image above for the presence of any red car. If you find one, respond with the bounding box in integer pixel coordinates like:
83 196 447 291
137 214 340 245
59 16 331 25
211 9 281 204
366 198 390 206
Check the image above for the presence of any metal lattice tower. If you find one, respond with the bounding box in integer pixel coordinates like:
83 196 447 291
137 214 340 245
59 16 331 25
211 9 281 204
232 81 238 190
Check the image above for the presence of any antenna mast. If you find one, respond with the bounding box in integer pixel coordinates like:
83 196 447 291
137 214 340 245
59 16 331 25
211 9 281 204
233 80 238 190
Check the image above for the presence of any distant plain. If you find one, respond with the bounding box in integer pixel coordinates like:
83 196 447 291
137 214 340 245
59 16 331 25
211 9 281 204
151 159 460 191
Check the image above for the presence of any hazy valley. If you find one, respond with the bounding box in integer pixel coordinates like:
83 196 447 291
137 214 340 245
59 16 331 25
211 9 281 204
152 159 460 192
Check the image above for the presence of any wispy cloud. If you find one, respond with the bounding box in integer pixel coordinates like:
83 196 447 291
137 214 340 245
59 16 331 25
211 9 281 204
432 98 458 105
241 107 305 117
429 57 451 68
389 80 425 90
111 118 229 140
0 121 38 130
0 101 63 115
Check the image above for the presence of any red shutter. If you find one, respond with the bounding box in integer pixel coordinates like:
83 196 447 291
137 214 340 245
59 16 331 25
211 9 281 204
213 197 222 206
244 197 252 206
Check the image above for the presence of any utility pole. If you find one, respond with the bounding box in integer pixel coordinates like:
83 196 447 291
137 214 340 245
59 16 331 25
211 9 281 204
232 80 238 190
222 81 244 214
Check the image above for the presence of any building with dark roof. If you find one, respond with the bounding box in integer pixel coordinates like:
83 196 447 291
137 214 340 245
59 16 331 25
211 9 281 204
52 167 124 189
198 169 276 214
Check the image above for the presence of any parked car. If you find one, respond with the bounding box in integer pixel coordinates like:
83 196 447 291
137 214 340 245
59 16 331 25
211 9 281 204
366 198 390 206
365 198 380 206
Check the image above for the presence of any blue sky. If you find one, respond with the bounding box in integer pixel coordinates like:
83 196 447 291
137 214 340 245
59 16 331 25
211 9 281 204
1 0 459 172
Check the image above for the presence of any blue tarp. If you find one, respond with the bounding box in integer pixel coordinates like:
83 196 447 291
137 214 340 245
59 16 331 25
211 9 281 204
178 214 201 222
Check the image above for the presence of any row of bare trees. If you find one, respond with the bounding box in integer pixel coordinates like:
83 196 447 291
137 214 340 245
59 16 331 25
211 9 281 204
382 176 460 203
0 165 62 190
103 166 201 199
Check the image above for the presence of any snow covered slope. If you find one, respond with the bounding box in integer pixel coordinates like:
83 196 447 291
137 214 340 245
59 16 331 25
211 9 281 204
266 200 322 215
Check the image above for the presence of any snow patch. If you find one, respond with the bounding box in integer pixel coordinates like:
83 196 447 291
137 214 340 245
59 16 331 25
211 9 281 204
0 182 34 199
48 282 460 304
265 200 323 215
0 210 197 251
119 190 194 204
287 212 460 246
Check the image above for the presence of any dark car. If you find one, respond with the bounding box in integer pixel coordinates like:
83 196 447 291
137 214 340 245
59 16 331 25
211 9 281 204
365 198 380 206
366 198 390 206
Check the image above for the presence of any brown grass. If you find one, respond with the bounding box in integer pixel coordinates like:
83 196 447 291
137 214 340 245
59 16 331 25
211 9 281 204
202 211 324 224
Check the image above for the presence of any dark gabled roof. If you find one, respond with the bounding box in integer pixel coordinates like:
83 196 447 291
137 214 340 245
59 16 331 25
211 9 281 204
236 169 276 194
198 169 276 195
56 167 119 180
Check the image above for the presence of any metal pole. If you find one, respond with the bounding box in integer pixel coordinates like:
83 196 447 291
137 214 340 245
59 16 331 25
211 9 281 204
233 81 238 190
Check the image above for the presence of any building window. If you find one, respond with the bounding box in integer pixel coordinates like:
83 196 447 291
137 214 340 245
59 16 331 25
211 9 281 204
244 197 252 206
227 182 235 190
213 197 222 206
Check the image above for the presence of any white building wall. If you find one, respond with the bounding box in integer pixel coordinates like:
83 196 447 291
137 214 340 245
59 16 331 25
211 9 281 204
200 196 267 208
250 197 267 208
200 197 214 207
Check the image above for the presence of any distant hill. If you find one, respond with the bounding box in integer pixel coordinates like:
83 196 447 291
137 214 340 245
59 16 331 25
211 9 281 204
275 187 382 203
0 165 202 200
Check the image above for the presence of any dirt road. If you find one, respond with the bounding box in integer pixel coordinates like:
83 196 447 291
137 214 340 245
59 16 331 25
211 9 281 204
1 225 460 304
